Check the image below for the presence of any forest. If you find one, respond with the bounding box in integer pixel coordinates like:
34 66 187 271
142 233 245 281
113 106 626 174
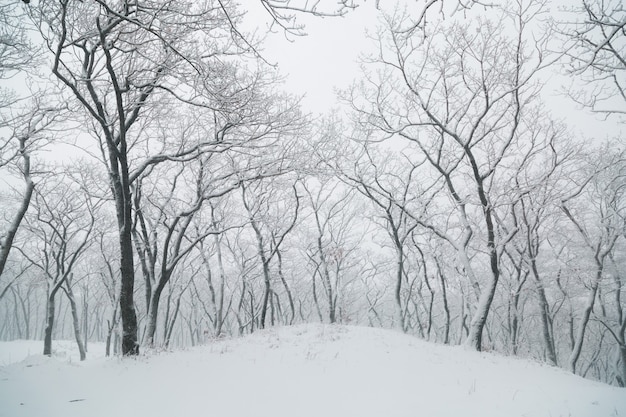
0 0 624 387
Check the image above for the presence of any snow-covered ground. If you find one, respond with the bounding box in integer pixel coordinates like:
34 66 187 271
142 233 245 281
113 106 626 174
0 339 107 366
0 325 624 417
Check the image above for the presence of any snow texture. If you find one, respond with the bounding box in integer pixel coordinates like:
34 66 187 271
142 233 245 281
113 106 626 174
0 324 624 417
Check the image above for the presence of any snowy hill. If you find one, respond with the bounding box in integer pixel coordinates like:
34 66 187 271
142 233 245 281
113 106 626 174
0 324 624 417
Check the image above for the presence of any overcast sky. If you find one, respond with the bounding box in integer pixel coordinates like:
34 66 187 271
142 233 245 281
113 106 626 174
243 2 381 115
243 0 622 143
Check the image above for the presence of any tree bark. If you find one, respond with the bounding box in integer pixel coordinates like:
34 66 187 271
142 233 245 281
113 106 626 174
531 267 557 365
146 283 166 346
64 284 86 361
435 259 450 344
0 137 34 279
465 199 499 351
111 149 139 355
276 249 295 325
43 290 56 356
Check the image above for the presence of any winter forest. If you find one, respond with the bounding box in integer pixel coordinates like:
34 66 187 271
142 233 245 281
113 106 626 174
0 0 625 389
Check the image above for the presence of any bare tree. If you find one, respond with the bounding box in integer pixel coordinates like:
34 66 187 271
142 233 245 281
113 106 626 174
19 173 97 359
28 0 303 354
558 0 626 117
0 1 55 283
94 228 122 356
345 1 560 350
133 156 236 347
192 214 232 339
241 176 300 329
342 147 424 331
0 2 38 80
302 177 361 324
511 184 559 364
560 145 625 374
0 98 58 285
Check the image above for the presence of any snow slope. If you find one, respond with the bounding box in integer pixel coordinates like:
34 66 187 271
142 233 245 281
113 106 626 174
0 324 624 417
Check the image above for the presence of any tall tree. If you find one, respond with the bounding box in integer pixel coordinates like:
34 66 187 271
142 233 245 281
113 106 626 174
560 146 624 374
29 0 319 354
19 173 97 359
0 1 53 282
345 1 559 350
134 155 239 346
302 177 361 325
343 148 423 331
241 177 300 329
30 0 268 354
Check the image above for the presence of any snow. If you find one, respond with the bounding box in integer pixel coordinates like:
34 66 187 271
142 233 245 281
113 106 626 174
0 340 106 366
0 325 624 417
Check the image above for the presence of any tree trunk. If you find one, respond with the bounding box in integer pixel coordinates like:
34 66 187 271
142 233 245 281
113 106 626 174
64 285 86 361
164 294 182 348
119 223 139 355
10 289 23 339
619 345 626 387
106 321 113 357
458 294 468 345
424 276 434 340
436 261 450 344
311 270 324 322
249 217 271 330
275 250 294 325
112 152 139 355
568 275 600 373
394 248 405 332
43 291 56 356
214 235 227 336
105 306 118 357
249 290 256 333
259 259 271 329
146 284 165 347
533 277 557 365
82 285 88 353
465 272 498 351
464 181 500 351
527 241 557 364
568 237 616 373
0 138 34 279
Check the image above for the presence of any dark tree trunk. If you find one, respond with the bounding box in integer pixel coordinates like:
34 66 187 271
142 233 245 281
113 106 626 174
465 168 501 351
43 291 56 356
116 210 137 355
111 149 139 356
259 258 271 329
146 284 165 347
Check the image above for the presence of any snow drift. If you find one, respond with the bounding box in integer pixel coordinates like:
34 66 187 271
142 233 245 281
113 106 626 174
0 324 624 417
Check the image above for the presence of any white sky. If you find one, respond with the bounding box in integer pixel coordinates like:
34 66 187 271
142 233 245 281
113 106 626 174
244 2 382 115
243 0 623 142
